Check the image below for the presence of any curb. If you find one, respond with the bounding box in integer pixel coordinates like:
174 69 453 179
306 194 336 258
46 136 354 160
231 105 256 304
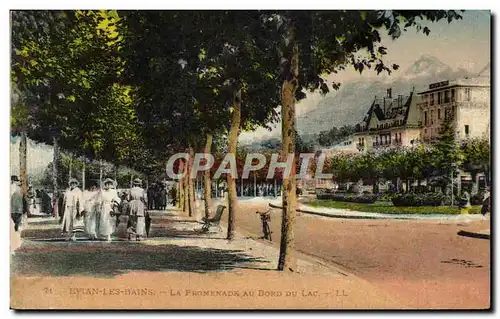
457 230 490 240
268 203 487 221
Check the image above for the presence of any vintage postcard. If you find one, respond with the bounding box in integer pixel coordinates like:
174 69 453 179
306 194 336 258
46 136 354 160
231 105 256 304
10 9 491 310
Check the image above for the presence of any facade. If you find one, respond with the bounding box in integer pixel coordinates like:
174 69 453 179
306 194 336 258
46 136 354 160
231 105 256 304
352 88 421 153
417 76 490 142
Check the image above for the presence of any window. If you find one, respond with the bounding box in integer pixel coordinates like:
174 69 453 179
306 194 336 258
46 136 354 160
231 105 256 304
465 125 470 136
438 108 441 120
465 88 471 101
376 136 379 144
451 89 455 102
438 92 442 104
424 111 428 125
430 93 435 105
430 110 434 125
444 90 450 103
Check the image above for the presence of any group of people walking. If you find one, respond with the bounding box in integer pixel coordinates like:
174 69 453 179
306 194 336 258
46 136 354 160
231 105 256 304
60 177 149 242
146 182 168 210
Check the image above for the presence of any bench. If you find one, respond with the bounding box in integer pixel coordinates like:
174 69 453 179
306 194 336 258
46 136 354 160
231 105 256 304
201 205 226 232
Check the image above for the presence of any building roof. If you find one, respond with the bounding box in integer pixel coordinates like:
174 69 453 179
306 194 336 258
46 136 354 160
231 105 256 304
418 76 490 95
356 89 414 132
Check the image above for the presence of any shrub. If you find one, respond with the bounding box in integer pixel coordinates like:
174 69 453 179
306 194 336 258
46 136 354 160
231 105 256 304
471 192 485 205
316 193 378 203
391 193 444 207
377 193 395 202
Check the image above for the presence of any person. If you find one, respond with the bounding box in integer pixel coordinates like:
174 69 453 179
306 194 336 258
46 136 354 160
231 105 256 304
481 186 491 216
147 183 155 210
117 191 130 228
61 178 85 241
459 189 472 214
153 183 161 210
11 175 25 232
96 178 121 242
26 185 36 216
169 185 177 207
40 189 52 215
83 184 99 240
158 183 167 210
127 178 148 241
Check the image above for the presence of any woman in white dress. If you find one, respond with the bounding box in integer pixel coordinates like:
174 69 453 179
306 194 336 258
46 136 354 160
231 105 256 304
96 178 121 241
61 179 85 241
83 186 99 240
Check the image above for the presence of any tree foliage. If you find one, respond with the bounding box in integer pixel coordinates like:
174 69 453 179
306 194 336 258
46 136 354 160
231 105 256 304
11 10 139 162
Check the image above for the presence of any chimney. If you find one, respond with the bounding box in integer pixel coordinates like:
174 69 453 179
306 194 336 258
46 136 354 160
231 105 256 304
387 88 392 98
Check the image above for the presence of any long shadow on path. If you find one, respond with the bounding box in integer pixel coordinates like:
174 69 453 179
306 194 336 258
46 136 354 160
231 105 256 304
12 241 266 278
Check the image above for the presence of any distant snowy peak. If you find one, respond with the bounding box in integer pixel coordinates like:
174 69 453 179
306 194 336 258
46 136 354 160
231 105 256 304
401 54 451 79
477 62 491 77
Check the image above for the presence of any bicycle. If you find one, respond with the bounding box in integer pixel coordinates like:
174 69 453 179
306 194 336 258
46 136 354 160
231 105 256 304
256 208 272 241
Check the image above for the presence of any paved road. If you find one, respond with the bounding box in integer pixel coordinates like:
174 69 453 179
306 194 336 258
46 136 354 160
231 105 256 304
222 200 490 309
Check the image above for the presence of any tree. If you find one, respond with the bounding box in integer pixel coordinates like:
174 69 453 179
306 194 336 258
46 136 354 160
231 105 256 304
317 125 355 147
460 137 490 185
432 112 462 193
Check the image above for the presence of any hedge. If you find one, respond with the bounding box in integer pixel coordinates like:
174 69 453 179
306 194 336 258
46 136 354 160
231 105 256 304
391 193 444 207
316 193 378 203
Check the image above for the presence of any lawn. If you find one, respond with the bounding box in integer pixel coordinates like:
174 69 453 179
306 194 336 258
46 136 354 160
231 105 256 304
304 199 482 215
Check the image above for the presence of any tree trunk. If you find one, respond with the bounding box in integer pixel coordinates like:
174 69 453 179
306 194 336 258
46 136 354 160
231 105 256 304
372 178 379 194
19 132 28 196
68 154 73 181
241 177 244 197
82 161 86 191
278 29 299 272
226 89 242 241
183 177 189 212
254 172 257 197
179 159 185 210
187 146 196 218
203 133 213 219
52 136 60 219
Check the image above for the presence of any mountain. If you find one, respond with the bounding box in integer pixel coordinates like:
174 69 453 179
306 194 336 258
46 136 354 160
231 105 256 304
295 55 475 135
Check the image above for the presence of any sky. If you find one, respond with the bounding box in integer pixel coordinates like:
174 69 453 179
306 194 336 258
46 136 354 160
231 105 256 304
239 10 491 143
